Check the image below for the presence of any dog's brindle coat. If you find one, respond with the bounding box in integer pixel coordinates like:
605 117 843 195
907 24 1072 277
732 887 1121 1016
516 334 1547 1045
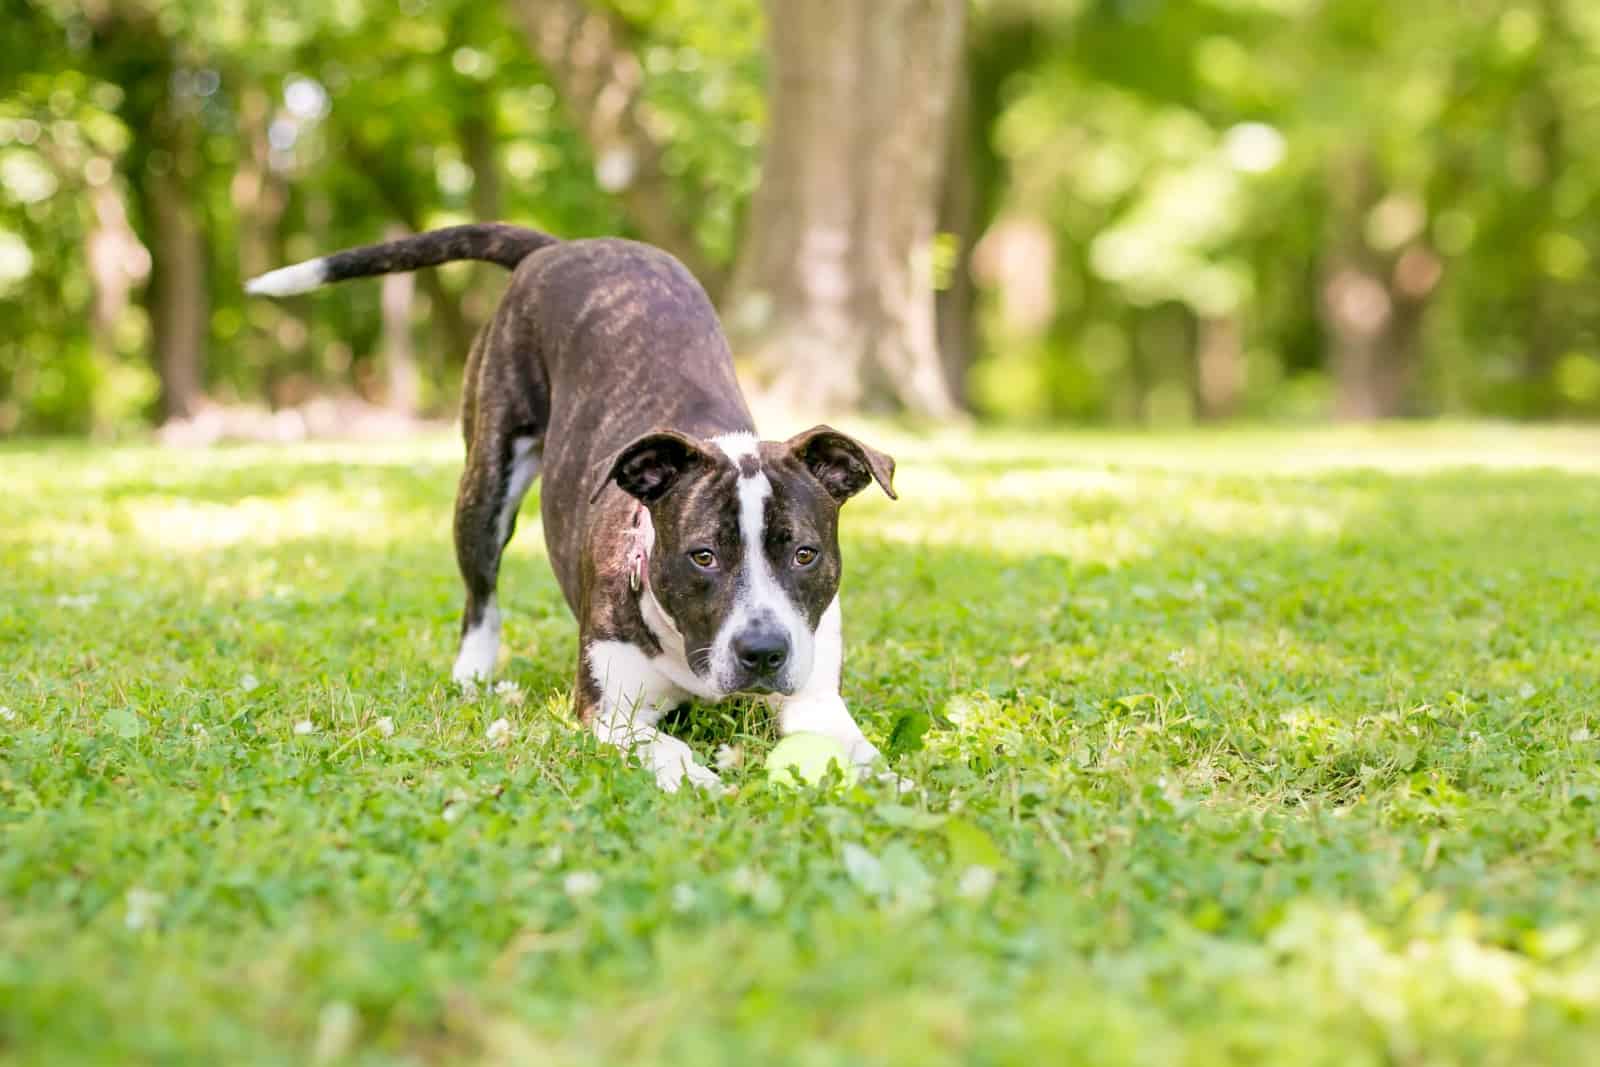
247 224 897 790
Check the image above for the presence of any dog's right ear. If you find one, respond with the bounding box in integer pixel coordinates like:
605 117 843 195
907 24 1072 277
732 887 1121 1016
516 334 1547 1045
591 430 709 504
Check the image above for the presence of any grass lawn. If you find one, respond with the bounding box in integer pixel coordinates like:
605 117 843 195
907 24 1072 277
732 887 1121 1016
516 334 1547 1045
3 423 1600 1066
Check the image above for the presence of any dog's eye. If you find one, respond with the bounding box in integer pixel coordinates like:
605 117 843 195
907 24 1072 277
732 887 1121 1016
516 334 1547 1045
688 549 717 569
793 546 818 567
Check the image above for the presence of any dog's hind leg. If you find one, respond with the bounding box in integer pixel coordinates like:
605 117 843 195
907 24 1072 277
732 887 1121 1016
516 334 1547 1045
452 423 543 684
452 434 541 683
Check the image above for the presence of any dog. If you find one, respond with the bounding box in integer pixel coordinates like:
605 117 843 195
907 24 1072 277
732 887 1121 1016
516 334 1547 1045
247 225 898 791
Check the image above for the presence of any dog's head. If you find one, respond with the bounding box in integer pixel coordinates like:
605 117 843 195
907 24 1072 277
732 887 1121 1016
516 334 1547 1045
596 425 895 697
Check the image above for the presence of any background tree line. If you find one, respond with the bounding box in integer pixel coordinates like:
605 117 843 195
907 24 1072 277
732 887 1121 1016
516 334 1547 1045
3 0 1599 436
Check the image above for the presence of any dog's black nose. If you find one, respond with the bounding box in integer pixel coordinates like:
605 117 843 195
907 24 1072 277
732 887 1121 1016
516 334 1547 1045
732 628 789 675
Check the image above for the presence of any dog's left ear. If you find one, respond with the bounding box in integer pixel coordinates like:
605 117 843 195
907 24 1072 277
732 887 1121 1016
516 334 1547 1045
592 430 709 504
785 425 897 503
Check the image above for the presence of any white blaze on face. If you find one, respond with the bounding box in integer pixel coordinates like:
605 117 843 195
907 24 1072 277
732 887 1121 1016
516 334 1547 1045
709 433 813 694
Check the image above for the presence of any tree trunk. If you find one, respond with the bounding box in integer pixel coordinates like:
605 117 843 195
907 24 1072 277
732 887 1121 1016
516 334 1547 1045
1323 262 1397 419
1319 154 1439 420
85 172 149 355
1194 315 1244 420
83 169 151 435
935 51 977 411
459 108 508 329
1321 249 1439 420
146 155 208 422
1520 27 1567 391
380 224 421 415
724 0 965 418
79 5 215 424
461 112 502 227
233 86 286 286
233 83 316 395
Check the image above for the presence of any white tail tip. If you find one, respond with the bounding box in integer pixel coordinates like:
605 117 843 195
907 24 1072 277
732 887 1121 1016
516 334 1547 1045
244 258 328 297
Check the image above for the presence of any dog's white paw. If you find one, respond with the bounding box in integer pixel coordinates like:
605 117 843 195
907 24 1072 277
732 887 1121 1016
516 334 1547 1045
452 655 495 687
844 741 914 794
874 771 918 795
452 624 500 685
673 761 725 793
654 759 723 794
648 736 722 793
453 601 501 685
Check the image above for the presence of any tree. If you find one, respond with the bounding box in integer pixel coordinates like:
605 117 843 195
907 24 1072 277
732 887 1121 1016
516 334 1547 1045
1317 151 1441 420
723 0 965 417
11 0 1600 436
508 0 726 294
79 3 214 422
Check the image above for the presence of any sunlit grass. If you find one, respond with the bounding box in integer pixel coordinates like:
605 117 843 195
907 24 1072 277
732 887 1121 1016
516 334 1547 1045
3 424 1599 1065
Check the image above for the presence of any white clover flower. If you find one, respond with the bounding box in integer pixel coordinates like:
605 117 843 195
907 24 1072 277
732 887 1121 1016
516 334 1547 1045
240 673 260 692
124 887 164 931
486 717 512 746
728 866 776 897
442 788 470 823
563 870 601 898
293 720 315 736
727 867 782 912
957 865 997 902
493 680 525 706
671 883 697 913
457 679 480 700
0 706 14 722
375 716 396 737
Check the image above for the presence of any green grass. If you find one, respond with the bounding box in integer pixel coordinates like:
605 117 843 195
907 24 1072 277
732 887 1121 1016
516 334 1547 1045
3 423 1600 1066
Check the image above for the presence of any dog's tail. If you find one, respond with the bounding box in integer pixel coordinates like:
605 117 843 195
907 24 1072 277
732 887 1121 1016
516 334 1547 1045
244 223 560 297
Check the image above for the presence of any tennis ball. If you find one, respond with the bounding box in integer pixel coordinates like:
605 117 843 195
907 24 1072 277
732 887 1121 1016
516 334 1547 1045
764 732 852 787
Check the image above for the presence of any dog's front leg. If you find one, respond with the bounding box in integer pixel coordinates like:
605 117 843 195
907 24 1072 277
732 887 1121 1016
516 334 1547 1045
582 639 720 793
777 692 885 772
595 705 721 793
772 598 886 774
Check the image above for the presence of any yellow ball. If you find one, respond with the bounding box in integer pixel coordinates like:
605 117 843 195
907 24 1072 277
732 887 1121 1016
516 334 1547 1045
764 732 852 786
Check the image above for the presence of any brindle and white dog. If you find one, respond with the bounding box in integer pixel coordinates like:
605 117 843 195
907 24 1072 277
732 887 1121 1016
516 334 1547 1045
248 225 898 791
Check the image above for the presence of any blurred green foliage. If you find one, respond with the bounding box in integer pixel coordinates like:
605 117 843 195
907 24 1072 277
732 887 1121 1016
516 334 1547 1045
0 0 761 432
970 0 1600 422
2 0 1599 433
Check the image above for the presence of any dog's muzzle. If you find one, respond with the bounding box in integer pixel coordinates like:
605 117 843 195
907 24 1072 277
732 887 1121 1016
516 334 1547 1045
727 623 792 694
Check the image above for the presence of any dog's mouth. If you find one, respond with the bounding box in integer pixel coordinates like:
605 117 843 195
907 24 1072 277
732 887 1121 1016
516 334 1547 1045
719 678 798 699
